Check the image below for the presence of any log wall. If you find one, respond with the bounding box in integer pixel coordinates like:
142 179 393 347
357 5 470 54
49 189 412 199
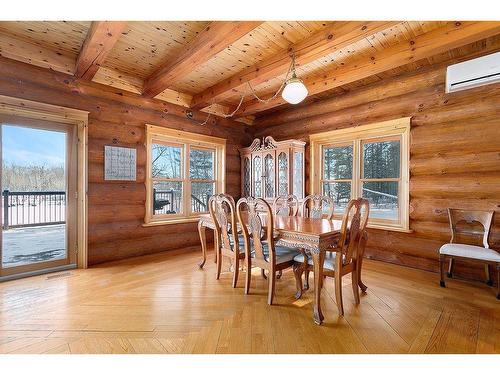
253 59 500 283
0 57 251 265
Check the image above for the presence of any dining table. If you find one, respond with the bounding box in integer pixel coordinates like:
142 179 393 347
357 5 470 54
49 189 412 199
197 212 343 325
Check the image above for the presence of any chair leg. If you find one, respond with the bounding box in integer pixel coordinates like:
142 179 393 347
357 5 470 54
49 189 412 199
447 258 454 278
439 254 446 287
232 256 239 288
358 232 368 293
268 270 276 305
496 265 499 300
485 264 493 286
334 273 344 316
245 257 251 295
216 248 223 280
292 263 305 299
351 262 360 305
304 269 310 290
277 270 283 279
261 269 267 280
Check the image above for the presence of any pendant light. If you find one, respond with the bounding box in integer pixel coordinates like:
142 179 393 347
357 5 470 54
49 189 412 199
281 53 308 105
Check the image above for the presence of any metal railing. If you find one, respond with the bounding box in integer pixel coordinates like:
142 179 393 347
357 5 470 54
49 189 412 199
153 189 211 215
2 190 66 230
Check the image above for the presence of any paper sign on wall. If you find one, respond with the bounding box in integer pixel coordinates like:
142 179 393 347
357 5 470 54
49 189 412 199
104 145 137 181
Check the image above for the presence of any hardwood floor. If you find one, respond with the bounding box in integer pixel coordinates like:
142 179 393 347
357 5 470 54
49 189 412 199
0 248 498 354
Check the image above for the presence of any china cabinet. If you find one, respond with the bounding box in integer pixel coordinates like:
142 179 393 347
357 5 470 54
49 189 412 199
239 136 306 200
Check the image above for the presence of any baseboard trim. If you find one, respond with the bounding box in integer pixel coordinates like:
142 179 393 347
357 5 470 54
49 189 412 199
0 264 77 282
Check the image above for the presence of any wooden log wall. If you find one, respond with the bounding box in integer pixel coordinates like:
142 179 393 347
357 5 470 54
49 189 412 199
0 56 252 265
253 56 500 284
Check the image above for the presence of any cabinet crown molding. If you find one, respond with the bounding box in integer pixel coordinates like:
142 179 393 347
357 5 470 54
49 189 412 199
239 136 306 154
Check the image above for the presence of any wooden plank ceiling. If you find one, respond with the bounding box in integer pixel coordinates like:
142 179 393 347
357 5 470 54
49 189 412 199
0 20 498 125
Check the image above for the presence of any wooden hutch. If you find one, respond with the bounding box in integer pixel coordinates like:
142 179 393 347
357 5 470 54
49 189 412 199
239 136 306 200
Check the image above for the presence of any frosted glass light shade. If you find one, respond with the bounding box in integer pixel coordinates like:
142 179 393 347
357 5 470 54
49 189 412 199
281 77 308 104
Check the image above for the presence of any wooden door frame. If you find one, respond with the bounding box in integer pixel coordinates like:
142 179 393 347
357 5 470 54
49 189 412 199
0 95 89 270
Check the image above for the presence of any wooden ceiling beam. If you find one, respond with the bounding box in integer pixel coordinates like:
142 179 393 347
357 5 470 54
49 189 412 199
190 21 398 110
237 21 500 116
142 21 263 98
75 21 127 80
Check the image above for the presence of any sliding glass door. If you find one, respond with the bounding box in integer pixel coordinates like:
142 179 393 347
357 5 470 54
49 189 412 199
0 119 78 279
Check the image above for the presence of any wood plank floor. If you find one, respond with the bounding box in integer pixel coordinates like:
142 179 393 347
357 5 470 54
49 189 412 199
0 249 498 354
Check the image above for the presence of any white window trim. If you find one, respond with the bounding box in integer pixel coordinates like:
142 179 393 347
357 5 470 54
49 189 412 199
144 125 226 225
310 117 410 232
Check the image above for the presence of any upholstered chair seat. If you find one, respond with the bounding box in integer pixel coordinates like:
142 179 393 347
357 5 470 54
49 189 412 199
242 239 301 263
258 243 301 264
293 252 344 271
439 243 500 262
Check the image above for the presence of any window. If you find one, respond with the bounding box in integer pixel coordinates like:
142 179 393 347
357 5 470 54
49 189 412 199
310 118 410 231
145 125 225 225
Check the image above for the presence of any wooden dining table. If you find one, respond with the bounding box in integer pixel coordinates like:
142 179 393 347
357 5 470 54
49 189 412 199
197 213 343 325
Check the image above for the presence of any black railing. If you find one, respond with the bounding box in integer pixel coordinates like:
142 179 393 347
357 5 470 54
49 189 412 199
153 189 177 215
153 189 211 215
2 190 66 230
191 193 210 213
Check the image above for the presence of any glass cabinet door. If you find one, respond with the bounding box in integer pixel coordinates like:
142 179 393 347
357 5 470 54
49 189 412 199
253 155 262 198
242 156 251 197
277 151 288 196
293 151 304 199
263 152 275 199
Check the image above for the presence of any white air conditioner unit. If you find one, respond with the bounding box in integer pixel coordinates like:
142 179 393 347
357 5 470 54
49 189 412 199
445 52 500 93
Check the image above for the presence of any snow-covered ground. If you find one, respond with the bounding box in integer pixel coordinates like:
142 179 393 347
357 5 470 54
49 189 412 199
2 224 66 267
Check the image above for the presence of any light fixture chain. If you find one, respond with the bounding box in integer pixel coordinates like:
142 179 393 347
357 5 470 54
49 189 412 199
246 55 294 104
192 51 297 125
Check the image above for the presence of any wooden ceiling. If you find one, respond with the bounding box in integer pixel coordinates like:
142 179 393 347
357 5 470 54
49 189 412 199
0 20 498 125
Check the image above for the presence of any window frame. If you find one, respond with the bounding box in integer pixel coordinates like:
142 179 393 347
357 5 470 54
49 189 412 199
310 117 410 232
145 125 226 225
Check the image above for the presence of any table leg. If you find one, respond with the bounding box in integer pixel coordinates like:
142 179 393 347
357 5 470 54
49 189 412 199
312 250 325 325
197 220 207 269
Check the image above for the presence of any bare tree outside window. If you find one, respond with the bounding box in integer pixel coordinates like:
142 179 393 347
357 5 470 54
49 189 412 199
150 144 216 215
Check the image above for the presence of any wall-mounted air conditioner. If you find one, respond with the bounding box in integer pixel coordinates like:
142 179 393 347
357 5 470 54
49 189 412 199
445 51 500 93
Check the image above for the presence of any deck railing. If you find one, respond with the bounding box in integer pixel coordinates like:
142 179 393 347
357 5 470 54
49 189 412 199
153 189 210 215
2 190 66 230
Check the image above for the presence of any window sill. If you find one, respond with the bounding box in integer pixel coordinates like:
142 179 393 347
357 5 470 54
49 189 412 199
142 217 201 227
367 224 413 233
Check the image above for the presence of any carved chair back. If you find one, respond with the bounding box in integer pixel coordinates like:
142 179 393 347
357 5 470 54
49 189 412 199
448 209 494 248
236 197 275 265
301 194 334 220
208 194 239 254
336 198 363 265
273 194 299 217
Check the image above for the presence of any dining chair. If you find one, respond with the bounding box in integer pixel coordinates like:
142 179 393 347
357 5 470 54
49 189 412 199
208 193 245 288
439 208 499 299
236 197 301 305
273 194 299 217
293 198 363 316
300 194 334 288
